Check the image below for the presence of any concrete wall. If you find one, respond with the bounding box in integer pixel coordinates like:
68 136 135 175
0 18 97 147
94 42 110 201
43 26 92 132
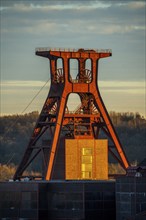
116 177 146 220
1 174 145 220
0 180 115 220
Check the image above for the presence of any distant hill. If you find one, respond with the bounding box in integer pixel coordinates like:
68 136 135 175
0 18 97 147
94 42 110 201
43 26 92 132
0 111 146 169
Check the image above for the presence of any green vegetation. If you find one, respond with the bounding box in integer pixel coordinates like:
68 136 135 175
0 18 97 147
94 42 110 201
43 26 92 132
0 164 16 181
0 164 41 181
109 111 146 163
0 111 38 165
0 111 146 180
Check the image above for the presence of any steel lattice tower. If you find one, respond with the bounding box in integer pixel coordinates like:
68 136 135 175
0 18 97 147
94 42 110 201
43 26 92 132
14 48 129 181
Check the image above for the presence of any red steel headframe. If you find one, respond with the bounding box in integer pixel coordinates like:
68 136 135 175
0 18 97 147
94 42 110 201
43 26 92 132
14 48 130 181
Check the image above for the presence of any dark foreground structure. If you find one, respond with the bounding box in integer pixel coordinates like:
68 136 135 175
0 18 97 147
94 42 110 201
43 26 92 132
0 180 115 220
116 176 146 220
0 177 146 220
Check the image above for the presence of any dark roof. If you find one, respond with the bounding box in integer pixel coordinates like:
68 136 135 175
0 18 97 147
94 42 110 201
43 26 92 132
138 158 146 167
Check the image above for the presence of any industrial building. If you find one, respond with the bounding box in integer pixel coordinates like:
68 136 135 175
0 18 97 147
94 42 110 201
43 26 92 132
0 48 145 220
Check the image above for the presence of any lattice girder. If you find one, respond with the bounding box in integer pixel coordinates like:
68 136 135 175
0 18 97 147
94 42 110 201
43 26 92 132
14 48 130 181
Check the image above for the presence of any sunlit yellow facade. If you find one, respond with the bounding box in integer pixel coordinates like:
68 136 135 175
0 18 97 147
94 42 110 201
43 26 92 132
65 139 108 180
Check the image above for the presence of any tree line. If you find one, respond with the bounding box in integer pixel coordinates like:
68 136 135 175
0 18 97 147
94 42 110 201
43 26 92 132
0 111 146 170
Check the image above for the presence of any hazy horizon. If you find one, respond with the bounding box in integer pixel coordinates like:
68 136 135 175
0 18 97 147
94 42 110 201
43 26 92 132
1 78 145 118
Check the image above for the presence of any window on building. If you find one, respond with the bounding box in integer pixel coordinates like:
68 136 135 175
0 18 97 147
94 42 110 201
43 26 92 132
81 148 93 179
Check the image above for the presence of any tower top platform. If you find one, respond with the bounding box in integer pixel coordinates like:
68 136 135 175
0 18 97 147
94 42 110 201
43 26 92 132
35 47 112 59
36 47 112 54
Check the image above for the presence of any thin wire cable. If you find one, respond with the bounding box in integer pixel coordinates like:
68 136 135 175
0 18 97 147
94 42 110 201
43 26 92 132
21 79 50 114
1 79 50 140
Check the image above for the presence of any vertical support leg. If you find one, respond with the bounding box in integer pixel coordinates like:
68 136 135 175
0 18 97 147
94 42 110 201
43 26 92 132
90 58 129 169
46 92 68 180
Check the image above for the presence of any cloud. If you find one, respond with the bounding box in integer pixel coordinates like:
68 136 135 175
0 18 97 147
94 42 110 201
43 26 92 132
98 24 145 34
0 6 9 11
1 80 50 88
0 1 111 12
1 79 144 92
127 1 146 9
1 0 145 37
1 15 145 36
99 80 145 95
99 80 145 88
0 1 111 9
1 0 145 14
1 1 145 83
1 79 145 116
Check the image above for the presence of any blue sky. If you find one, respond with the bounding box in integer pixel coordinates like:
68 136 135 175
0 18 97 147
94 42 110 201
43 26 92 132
0 0 146 116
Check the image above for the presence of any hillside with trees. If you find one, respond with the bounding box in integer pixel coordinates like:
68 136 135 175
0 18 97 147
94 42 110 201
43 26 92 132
0 111 38 166
0 111 146 179
109 111 146 163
